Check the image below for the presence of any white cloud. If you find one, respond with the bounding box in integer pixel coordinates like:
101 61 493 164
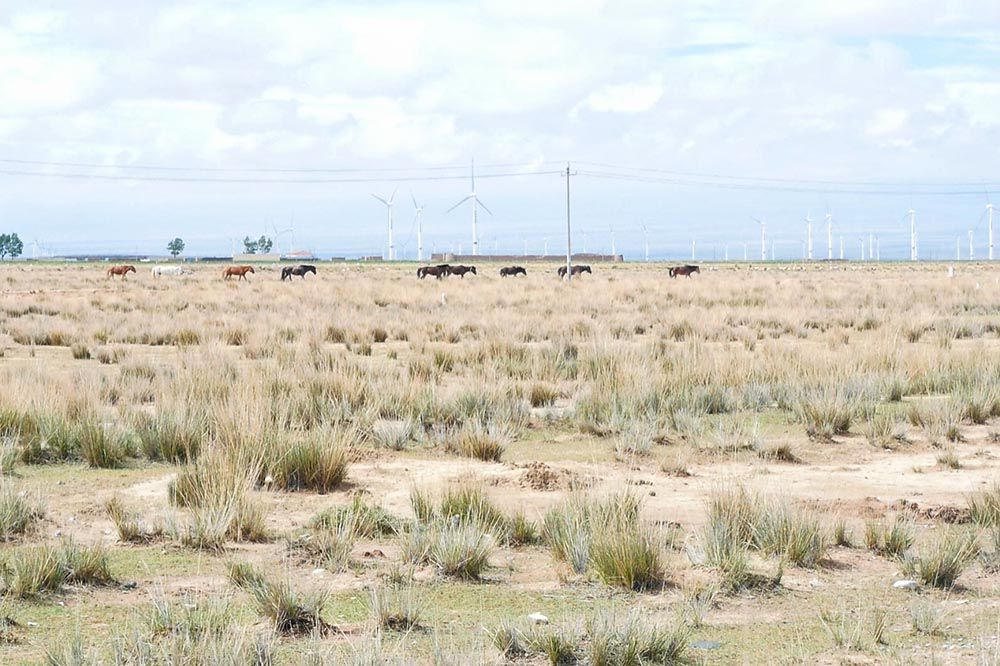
578 81 664 114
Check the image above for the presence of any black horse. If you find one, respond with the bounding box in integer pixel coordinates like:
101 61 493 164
418 264 451 279
449 265 477 278
500 266 527 277
557 264 592 278
281 264 317 281
668 265 700 278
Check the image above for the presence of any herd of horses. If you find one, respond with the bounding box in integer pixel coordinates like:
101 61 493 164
104 262 702 282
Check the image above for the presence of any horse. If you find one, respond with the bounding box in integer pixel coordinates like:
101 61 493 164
557 264 591 279
107 265 136 279
281 264 317 281
500 266 527 277
223 265 255 281
417 265 450 279
448 265 477 278
151 265 189 277
669 265 700 278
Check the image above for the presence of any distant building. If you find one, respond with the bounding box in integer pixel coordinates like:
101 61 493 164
232 253 281 262
281 250 318 262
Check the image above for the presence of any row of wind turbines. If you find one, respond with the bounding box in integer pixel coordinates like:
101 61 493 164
372 161 491 262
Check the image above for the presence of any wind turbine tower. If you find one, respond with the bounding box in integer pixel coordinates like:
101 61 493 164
753 217 766 261
825 212 833 260
412 194 424 261
371 190 397 260
446 159 492 256
805 213 813 260
908 209 917 261
969 230 975 261
987 200 994 260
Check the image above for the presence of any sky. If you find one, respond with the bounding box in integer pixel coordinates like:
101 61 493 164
2 1 1000 260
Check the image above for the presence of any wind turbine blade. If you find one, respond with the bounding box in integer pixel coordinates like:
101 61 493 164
389 188 397 204
445 195 472 214
411 192 418 209
475 198 493 216
371 193 388 205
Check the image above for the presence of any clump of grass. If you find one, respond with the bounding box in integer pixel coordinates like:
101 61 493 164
370 420 412 451
367 585 422 631
429 522 494 579
104 496 162 543
227 560 330 634
590 525 665 590
910 600 949 636
133 410 204 464
796 391 857 439
0 437 16 475
819 601 888 650
444 421 511 462
508 510 540 546
70 343 91 360
832 517 852 547
78 423 133 469
309 495 400 539
751 497 827 567
287 529 354 572
1 540 114 598
864 515 915 558
969 482 1000 527
585 608 690 665
410 486 435 523
612 421 657 459
269 433 349 493
0 480 44 540
903 528 980 588
528 383 559 408
937 447 961 469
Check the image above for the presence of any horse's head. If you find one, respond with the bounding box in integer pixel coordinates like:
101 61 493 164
305 265 316 275
469 266 477 275
247 266 255 274
126 265 136 274
582 265 592 274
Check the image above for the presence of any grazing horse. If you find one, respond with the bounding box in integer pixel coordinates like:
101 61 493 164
281 264 317 281
151 265 188 277
223 265 255 281
557 264 592 279
500 266 527 277
448 265 477 278
417 264 450 279
668 265 700 278
107 265 136 279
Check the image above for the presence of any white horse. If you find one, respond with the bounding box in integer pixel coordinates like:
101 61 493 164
151 265 190 277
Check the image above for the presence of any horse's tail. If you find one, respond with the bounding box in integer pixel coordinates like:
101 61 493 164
668 268 675 278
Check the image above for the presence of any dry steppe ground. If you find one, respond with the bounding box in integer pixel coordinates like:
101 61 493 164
1 260 999 664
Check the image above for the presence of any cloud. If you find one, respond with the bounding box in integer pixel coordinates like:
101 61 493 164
578 81 664 114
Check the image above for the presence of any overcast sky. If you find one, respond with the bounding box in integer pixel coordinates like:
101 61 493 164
2 1 1000 259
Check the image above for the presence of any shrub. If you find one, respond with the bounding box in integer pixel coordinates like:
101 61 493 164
586 608 690 665
134 410 204 463
370 419 411 451
590 526 665 590
969 482 1000 527
444 421 511 462
309 495 400 538
1 545 66 597
70 343 91 360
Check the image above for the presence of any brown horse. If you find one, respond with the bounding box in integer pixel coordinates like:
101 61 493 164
500 266 527 277
107 265 136 279
223 265 255 281
448 265 477 278
417 264 450 279
669 265 700 278
557 264 591 278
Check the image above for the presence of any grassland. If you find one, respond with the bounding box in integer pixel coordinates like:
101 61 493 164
1 260 999 664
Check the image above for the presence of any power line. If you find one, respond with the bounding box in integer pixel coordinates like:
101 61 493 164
0 167 563 184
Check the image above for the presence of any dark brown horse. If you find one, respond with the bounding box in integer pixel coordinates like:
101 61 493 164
500 266 527 277
223 265 255 281
418 264 450 279
107 265 136 279
448 265 477 278
281 264 317 281
557 264 591 278
669 265 700 278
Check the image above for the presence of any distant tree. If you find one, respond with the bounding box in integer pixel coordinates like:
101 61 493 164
0 233 23 260
167 237 185 258
257 235 273 254
243 236 258 254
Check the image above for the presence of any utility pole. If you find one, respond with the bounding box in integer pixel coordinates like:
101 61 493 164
564 163 574 281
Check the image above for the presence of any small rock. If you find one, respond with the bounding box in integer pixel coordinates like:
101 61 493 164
312 568 325 576
103 529 112 535
122 581 137 590
692 640 722 650
809 578 823 588
27 621 38 628
53 530 62 537
527 613 548 624
893 579 918 590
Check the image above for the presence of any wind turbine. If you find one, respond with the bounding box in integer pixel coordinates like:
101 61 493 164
446 160 492 256
805 213 813 261
272 216 295 256
969 230 974 261
989 197 995 261
908 208 917 261
411 193 424 262
752 217 766 261
610 226 616 257
641 224 649 262
372 190 397 261
825 211 833 260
